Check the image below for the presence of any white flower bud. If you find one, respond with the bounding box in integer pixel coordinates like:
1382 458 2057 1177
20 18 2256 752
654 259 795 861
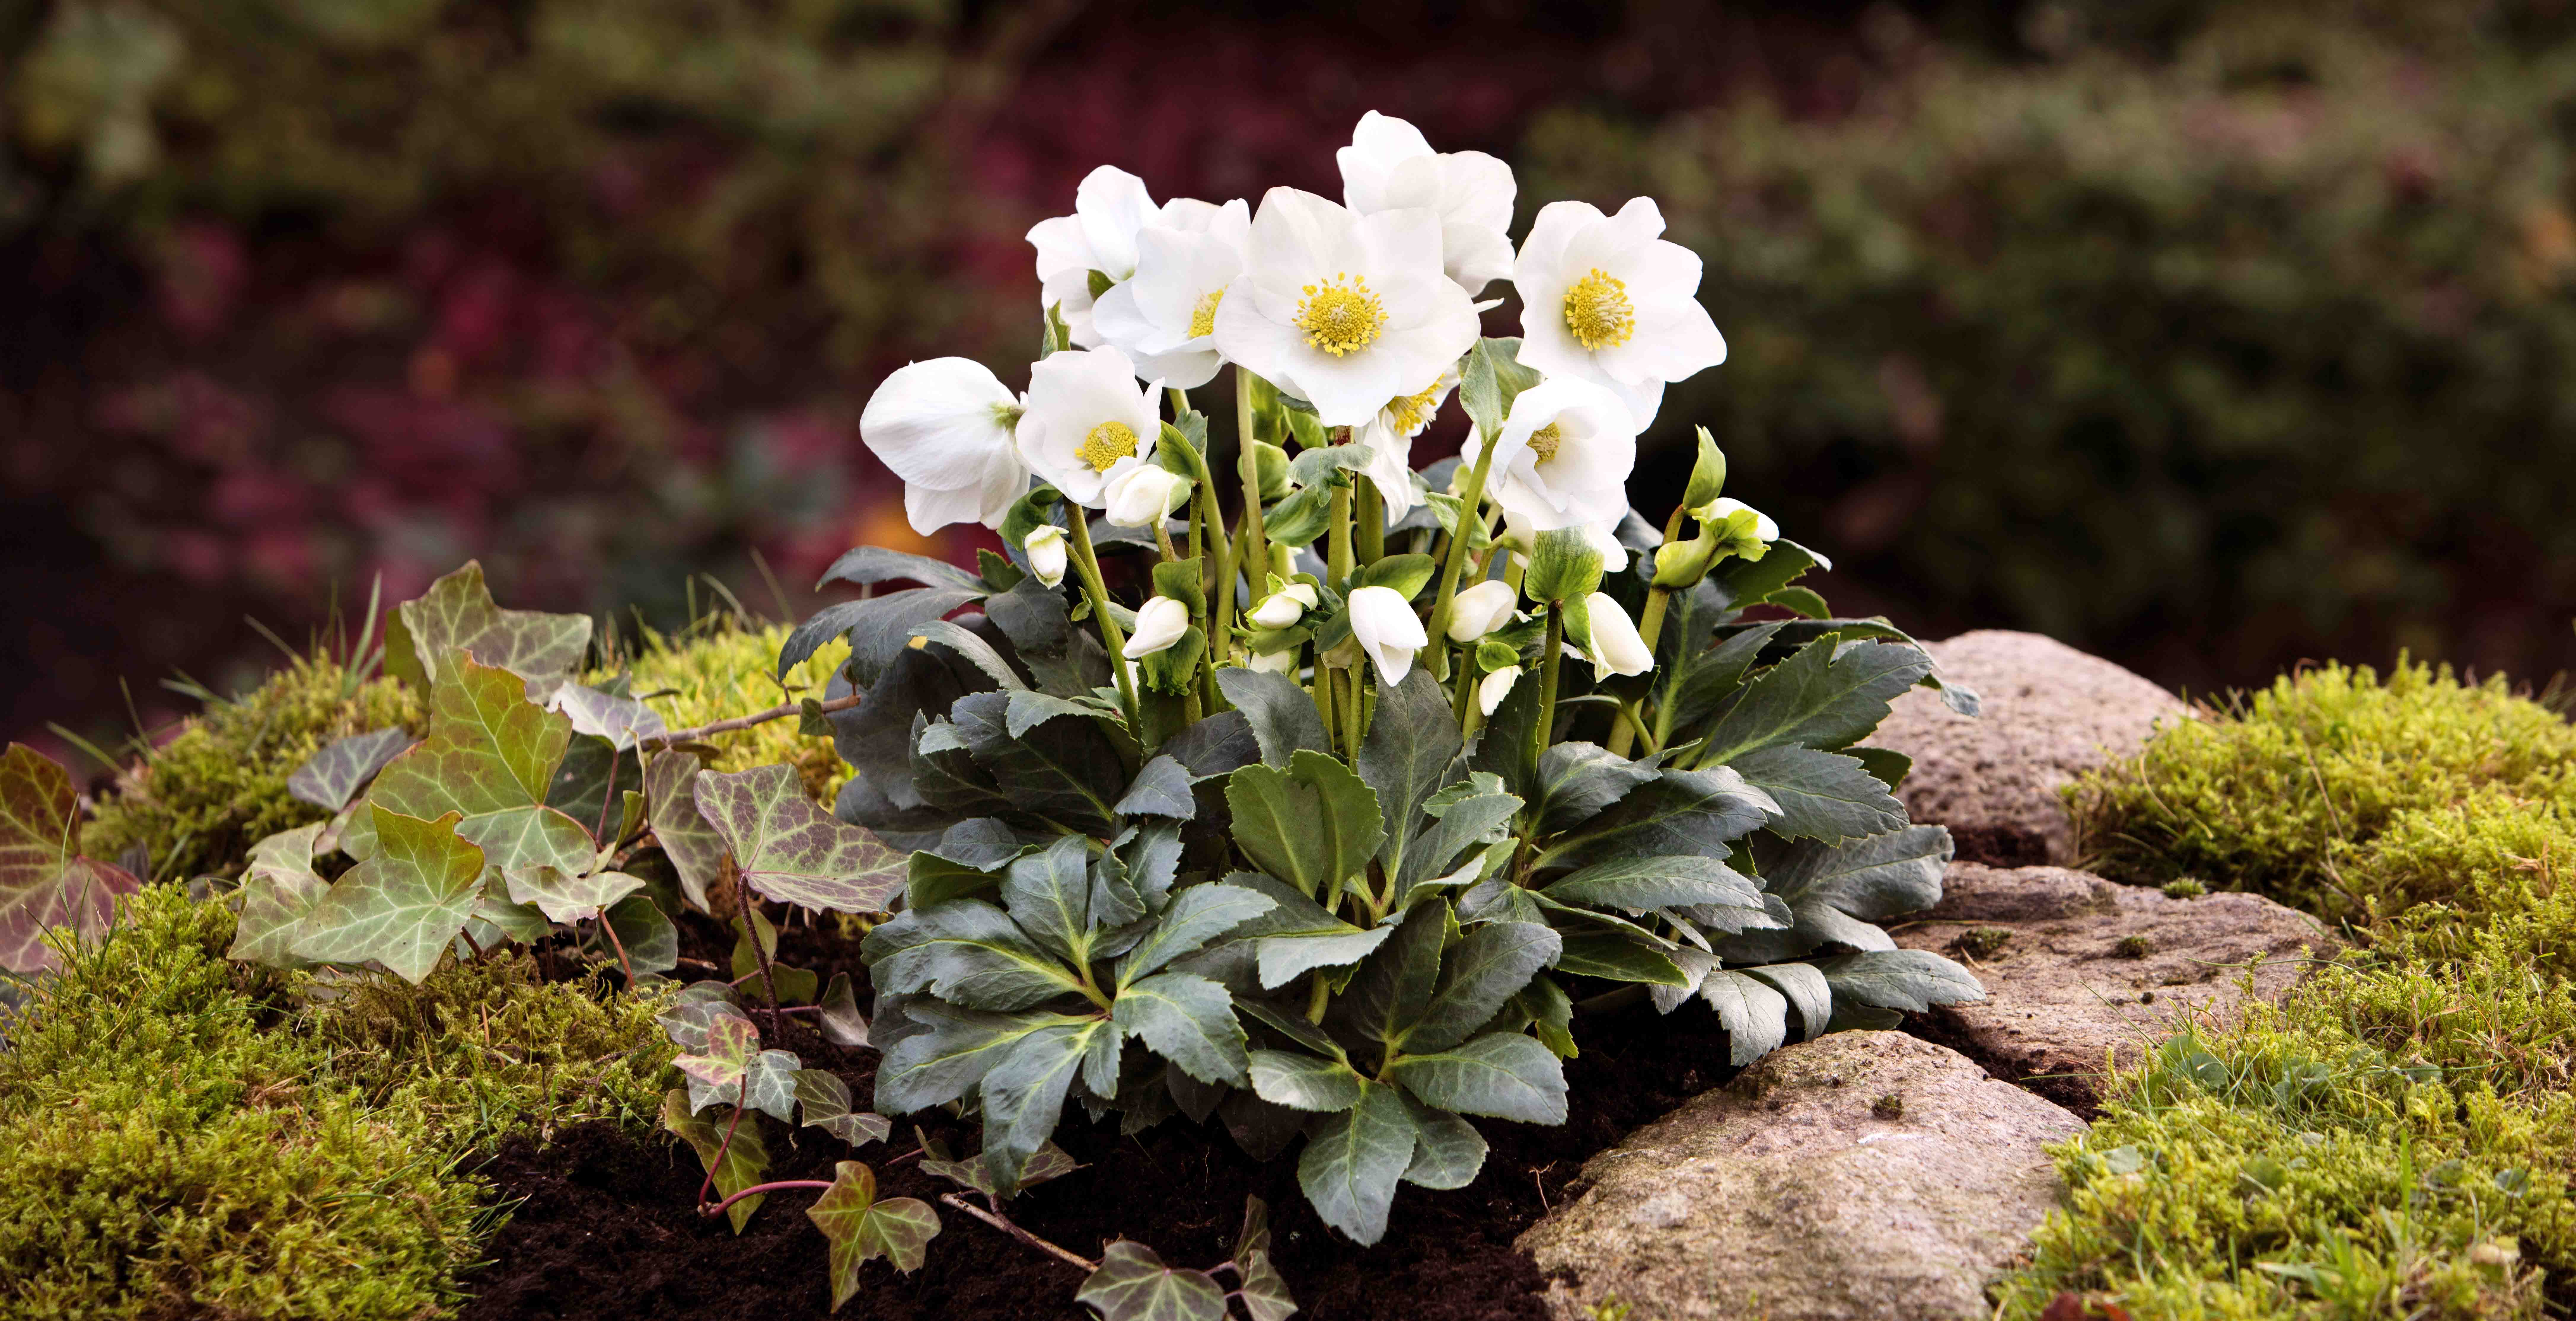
1022 525 1069 588
1477 663 1522 716
1101 458 1194 528
1247 587 1310 630
1692 496 1779 545
1446 579 1518 642
1347 585 1429 686
1247 646 1300 675
1581 592 1654 679
1122 595 1190 659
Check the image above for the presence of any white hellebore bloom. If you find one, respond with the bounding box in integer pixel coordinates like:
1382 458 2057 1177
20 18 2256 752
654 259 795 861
1446 578 1518 643
1346 585 1429 685
1477 664 1522 717
1247 582 1317 630
1091 200 1252 390
1514 197 1728 427
1123 596 1190 659
1016 347 1162 508
1022 525 1069 588
1478 377 1639 536
1101 459 1194 528
858 358 1030 534
1213 187 1479 428
1337 110 1516 299
1581 592 1654 679
1353 364 1459 521
1027 166 1157 348
1696 496 1780 552
1247 646 1300 675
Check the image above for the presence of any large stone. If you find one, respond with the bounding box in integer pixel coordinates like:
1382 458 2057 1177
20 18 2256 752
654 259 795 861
1866 630 2187 866
1896 862 2334 1109
1520 1032 2084 1321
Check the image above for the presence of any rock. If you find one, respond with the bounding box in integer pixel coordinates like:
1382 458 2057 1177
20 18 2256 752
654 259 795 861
1897 862 2335 1109
1520 1032 2084 1321
1866 630 2187 867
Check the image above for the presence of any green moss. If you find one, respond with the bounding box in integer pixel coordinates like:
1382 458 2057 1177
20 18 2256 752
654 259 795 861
85 654 421 883
620 621 849 804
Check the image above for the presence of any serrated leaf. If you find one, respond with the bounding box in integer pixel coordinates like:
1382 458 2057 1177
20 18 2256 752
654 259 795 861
1383 1031 1567 1123
353 652 594 881
1710 539 1825 611
946 690 1126 835
1000 834 1100 964
1076 1241 1229 1321
817 546 988 594
1813 948 1986 1013
288 806 484 982
1399 1093 1488 1190
1698 638 1932 764
1458 337 1541 443
796 1070 894 1148
1729 745 1909 843
783 586 988 688
286 728 415 812
391 561 592 691
1531 741 1657 835
229 822 330 966
1700 969 1791 1066
662 1091 770 1232
1715 825 1955 964
1213 669 1330 767
1400 921 1560 1054
1226 751 1383 907
1744 962 1833 1042
643 751 731 912
864 899 1088 1011
1113 754 1198 819
1551 930 1688 985
980 1019 1114 1193
1396 779 1520 903
1357 669 1463 886
1248 1049 1366 1112
1655 607 1783 744
1296 1081 1416 1245
1339 901 1450 1050
1115 882 1275 986
808 1160 941 1309
696 764 905 914
1113 971 1248 1086
1540 854 1766 913
503 864 646 925
1535 766 1778 871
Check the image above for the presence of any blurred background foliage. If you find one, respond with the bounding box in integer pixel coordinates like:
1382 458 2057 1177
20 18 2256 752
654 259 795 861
4 0 2572 762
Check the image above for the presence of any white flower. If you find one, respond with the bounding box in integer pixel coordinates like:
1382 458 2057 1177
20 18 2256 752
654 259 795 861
1101 459 1194 528
1446 579 1518 642
858 358 1030 534
1352 364 1458 521
1476 377 1638 536
1477 664 1522 716
1016 347 1162 507
1027 166 1158 348
1580 592 1654 679
1247 645 1300 675
1213 188 1479 427
1123 596 1190 659
1023 525 1069 587
1514 197 1727 427
1695 496 1780 559
1336 111 1516 299
1247 583 1316 630
1092 200 1251 390
1347 585 1429 686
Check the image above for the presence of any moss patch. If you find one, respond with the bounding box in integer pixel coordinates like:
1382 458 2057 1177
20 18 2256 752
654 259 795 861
620 622 848 803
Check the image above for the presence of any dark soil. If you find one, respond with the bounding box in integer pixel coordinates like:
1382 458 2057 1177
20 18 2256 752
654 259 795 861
461 911 1747 1321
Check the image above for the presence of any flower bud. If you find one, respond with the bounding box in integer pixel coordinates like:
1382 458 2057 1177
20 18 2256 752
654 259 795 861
1022 525 1069 588
1581 592 1654 679
1347 585 1429 686
1247 582 1318 630
1122 595 1190 659
1690 497 1779 562
1247 645 1300 675
1478 664 1522 716
1102 460 1194 528
1446 579 1518 642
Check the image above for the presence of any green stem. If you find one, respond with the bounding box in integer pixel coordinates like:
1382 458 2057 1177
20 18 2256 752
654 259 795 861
1313 653 1337 756
1325 441 1354 592
1343 666 1365 762
1425 428 1501 681
1529 609 1563 773
1235 368 1269 613
1065 513 1139 724
1356 476 1385 565
1606 587 1672 757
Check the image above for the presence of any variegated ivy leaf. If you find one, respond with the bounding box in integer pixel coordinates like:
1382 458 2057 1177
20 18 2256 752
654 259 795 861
346 652 595 885
606 892 679 975
674 1012 803 1120
503 864 646 925
794 1069 892 1149
285 728 415 812
808 1161 940 1310
548 682 667 751
661 1090 771 1233
1075 1242 1229 1321
228 821 331 966
288 806 486 983
384 560 592 693
818 971 869 1047
0 744 139 974
644 751 731 912
658 996 752 1053
695 764 905 914
1233 1197 1299 1321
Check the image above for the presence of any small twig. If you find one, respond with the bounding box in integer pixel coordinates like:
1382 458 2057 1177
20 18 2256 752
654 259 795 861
939 1193 1100 1273
643 693 864 749
701 1179 836 1219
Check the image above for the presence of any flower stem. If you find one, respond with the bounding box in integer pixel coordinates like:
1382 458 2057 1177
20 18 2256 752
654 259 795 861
1425 428 1501 681
1529 609 1564 773
1355 477 1385 564
1608 503 1694 757
1325 489 1352 593
1343 666 1365 760
1065 512 1140 725
1235 368 1270 615
1313 655 1337 757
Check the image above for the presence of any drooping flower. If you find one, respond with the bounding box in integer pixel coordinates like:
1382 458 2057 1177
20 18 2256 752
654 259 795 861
1514 197 1727 427
1247 581 1318 630
1475 377 1638 537
1495 513 1631 575
1213 188 1479 427
1091 200 1252 390
1247 645 1300 675
858 358 1030 534
1580 592 1654 679
1477 664 1522 716
1016 347 1163 508
1695 496 1780 560
1101 459 1194 528
1347 585 1429 685
1123 596 1190 659
1027 167 1158 349
1336 111 1516 299
1446 579 1518 643
1352 365 1459 521
1023 525 1069 587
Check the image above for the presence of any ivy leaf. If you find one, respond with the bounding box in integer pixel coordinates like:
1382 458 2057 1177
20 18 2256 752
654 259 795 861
286 728 414 812
806 1162 940 1311
0 745 140 974
503 865 646 925
1296 1080 1417 1245
1399 1093 1488 1190
661 1091 771 1233
741 1049 804 1122
696 764 906 914
1112 971 1248 1086
1233 1197 1300 1321
353 652 594 880
1729 745 1909 844
386 561 591 693
1381 1031 1568 1123
1534 767 1778 872
1213 669 1330 766
1225 751 1384 907
1247 1049 1367 1113
229 822 331 966
643 752 731 912
549 683 668 751
1076 1241 1230 1321
918 1132 1080 1198
606 893 679 975
674 1011 759 1111
1813 948 1986 1013
1698 638 1932 764
288 806 485 983
796 1070 894 1149
1356 669 1463 886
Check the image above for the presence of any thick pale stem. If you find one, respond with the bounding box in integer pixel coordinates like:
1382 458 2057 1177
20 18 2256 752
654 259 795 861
1064 513 1140 724
1529 609 1564 773
1343 667 1365 764
641 693 863 749
1605 587 1672 757
940 1193 1101 1273
1234 368 1269 613
1325 490 1352 593
1425 430 1501 680
1355 476 1385 564
1313 655 1337 757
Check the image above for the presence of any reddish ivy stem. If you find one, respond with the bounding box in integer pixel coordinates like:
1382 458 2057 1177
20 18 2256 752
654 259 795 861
700 1179 834 1219
938 1193 1100 1273
697 1103 746 1209
641 692 864 749
596 912 636 984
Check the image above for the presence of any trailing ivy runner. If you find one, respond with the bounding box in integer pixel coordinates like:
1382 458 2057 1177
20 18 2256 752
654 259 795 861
155 109 1991 1318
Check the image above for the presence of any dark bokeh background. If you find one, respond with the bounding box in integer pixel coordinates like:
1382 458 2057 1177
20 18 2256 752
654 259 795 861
7 0 2575 759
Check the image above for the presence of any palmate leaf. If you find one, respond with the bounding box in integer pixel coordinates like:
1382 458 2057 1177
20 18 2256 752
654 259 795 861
385 560 592 692
644 751 731 912
1696 638 1932 765
661 1090 771 1233
229 821 331 966
809 1161 941 1311
0 744 138 974
503 864 646 924
1077 1241 1230 1321
1225 751 1383 906
289 806 485 983
348 652 594 880
549 682 667 751
696 764 906 914
606 893 679 975
1296 1080 1415 1245
796 1070 894 1149
286 727 414 812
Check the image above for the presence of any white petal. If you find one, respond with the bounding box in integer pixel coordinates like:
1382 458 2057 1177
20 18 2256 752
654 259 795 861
903 481 986 537
1027 214 1093 282
1447 580 1518 642
1583 592 1654 678
1347 585 1427 687
860 358 1019 489
1074 166 1156 280
1477 664 1521 717
1439 150 1517 234
1123 596 1191 658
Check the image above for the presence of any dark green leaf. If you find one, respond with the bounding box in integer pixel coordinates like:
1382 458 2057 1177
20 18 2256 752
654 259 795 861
1551 930 1687 986
1744 963 1832 1042
1000 835 1096 963
818 970 869 1047
1226 750 1383 907
1401 921 1560 1054
949 690 1125 835
1715 825 1954 963
816 546 987 593
1076 1241 1229 1321
1339 901 1450 1050
909 620 1029 692
607 893 679 975
1296 1081 1416 1245
1357 669 1463 886
1116 882 1276 985
1531 742 1656 834
1383 1030 1566 1122
1399 1093 1488 1190
1814 948 1986 1012
785 587 987 687
865 899 1088 1011
1247 1049 1367 1112
1214 669 1330 767
1852 746 1912 792
981 1019 1114 1193
1536 767 1778 871
1113 971 1248 1085
1222 872 1393 990
1540 854 1764 913
1699 970 1792 1066
1114 754 1197 819
1709 539 1824 612
873 1002 1082 1113
1698 639 1932 764
1730 745 1908 843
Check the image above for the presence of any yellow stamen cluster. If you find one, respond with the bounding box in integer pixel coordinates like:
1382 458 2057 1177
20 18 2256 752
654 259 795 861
1294 273 1386 357
1562 267 1636 351
1078 421 1140 473
1383 379 1446 435
1529 421 1566 463
1188 289 1225 339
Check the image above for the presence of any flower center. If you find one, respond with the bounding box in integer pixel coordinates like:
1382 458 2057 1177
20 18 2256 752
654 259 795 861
1528 422 1566 463
1383 379 1445 435
1188 289 1224 339
1078 421 1140 473
1294 273 1386 358
1562 267 1636 352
